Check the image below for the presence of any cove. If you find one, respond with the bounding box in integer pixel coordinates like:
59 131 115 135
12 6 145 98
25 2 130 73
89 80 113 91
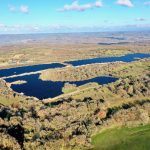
65 53 150 66
5 74 118 99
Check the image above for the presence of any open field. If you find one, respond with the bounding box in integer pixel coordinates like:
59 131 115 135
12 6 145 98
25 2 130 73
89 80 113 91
0 43 131 69
0 95 20 106
0 32 150 69
91 125 150 150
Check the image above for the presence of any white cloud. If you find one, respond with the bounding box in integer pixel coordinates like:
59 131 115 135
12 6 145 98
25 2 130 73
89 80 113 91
117 0 133 7
8 5 17 12
144 1 150 5
135 18 146 21
95 1 103 7
8 5 29 14
59 0 103 12
0 24 41 34
0 23 5 28
20 5 29 13
1 23 150 34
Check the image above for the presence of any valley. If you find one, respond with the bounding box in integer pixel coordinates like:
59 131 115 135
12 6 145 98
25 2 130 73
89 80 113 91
0 32 150 150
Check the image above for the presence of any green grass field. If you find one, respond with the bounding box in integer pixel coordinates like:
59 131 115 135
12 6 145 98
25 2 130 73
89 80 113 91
91 125 150 150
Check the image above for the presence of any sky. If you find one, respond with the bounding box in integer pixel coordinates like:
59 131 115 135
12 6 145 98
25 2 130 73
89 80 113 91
0 0 150 34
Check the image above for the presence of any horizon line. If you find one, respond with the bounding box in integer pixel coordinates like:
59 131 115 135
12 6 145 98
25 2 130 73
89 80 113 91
0 30 150 36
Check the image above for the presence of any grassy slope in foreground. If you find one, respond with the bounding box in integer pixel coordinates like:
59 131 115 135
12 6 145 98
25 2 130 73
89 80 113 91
91 125 150 150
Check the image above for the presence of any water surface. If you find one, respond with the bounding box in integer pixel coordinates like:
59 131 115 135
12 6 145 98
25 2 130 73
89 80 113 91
98 42 129 45
0 63 65 78
5 74 118 99
105 37 126 40
66 53 150 66
1 53 150 78
2 53 150 99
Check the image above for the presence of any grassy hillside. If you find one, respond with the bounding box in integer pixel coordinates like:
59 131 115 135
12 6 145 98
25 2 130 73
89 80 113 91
91 125 150 150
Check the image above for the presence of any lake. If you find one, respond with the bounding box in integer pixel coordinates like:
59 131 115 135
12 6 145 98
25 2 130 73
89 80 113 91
1 53 150 99
0 63 65 78
5 74 118 99
65 53 150 66
1 53 150 78
98 42 129 45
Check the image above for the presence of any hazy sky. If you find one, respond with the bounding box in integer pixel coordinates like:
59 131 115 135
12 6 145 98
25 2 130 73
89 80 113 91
0 0 150 33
